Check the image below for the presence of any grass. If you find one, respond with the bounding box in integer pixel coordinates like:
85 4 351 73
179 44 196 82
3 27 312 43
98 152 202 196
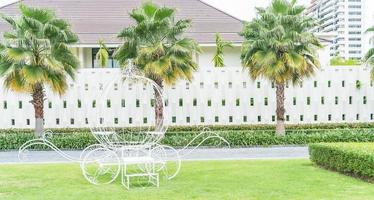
0 160 373 200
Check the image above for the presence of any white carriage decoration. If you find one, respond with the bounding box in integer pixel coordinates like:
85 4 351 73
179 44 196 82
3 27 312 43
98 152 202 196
18 63 230 189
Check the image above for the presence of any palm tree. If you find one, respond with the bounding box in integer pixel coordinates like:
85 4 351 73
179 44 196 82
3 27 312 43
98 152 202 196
240 0 322 135
364 26 374 79
213 33 233 67
96 40 109 67
114 2 201 127
0 4 79 137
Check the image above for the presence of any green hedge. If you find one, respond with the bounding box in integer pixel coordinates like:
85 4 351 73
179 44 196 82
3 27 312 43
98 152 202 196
1 129 374 150
2 122 374 134
309 143 374 181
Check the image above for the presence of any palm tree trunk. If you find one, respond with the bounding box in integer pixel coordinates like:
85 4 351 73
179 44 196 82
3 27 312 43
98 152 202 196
31 84 45 137
276 83 286 136
153 78 164 131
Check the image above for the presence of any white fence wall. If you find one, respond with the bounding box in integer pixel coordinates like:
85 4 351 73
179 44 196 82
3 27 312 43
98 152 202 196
0 66 373 129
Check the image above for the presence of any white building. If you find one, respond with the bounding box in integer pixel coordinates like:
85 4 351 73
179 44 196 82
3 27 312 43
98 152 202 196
307 0 374 60
0 0 373 129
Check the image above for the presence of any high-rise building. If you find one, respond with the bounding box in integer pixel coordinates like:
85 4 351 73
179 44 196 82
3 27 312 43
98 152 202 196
307 0 364 60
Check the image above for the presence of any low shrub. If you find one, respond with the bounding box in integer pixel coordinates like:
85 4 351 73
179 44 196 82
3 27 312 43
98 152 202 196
1 129 374 150
1 122 374 133
309 143 374 181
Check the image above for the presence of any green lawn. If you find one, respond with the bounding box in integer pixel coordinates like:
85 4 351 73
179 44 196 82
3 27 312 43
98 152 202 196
0 160 373 200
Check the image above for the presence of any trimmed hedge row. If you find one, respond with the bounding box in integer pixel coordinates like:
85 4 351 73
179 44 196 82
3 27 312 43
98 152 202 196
309 143 374 181
1 129 374 150
1 122 374 134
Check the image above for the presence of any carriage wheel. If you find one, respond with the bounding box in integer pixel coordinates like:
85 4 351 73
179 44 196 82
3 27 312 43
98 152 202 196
150 145 181 180
81 147 120 185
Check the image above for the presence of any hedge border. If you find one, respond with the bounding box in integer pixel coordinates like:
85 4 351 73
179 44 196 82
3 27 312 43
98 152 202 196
309 143 374 182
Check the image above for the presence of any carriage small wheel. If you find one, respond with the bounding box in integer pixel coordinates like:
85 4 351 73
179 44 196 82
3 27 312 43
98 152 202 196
81 147 120 185
150 145 181 180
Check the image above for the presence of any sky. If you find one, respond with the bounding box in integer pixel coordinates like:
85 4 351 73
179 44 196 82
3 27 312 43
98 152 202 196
0 0 311 21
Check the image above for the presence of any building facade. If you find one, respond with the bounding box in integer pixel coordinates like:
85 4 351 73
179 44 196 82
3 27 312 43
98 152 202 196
0 0 373 129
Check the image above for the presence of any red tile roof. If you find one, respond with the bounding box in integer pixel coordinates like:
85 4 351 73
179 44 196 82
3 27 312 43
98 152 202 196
0 0 244 45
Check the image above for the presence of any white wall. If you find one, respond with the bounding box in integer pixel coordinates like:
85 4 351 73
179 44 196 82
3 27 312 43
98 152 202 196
0 65 373 129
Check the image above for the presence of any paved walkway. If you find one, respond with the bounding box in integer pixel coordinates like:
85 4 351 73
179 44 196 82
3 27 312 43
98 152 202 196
0 147 309 164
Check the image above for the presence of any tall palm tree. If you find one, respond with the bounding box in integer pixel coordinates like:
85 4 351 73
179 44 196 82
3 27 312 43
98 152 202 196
240 0 322 135
213 33 233 67
114 2 201 127
365 26 374 79
0 4 79 137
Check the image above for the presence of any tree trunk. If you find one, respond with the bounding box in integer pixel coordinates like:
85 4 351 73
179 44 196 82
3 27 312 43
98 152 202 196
31 84 45 137
153 78 164 131
276 83 286 136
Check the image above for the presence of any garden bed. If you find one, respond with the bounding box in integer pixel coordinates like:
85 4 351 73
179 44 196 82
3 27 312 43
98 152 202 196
309 143 374 182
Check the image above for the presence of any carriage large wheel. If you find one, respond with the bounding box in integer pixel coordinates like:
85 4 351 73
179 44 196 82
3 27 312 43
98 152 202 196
150 145 181 180
81 147 120 185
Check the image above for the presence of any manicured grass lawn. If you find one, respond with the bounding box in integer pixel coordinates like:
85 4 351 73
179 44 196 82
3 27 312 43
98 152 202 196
0 160 373 200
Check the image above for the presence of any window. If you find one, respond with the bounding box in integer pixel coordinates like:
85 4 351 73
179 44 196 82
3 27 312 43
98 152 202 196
236 99 240 106
143 117 147 124
70 118 74 125
214 82 218 89
271 82 275 88
229 116 233 123
26 119 30 125
172 116 176 123
342 81 345 87
300 115 304 122
77 100 82 108
193 98 197 106
314 115 318 121
215 116 219 122
257 82 261 88
272 115 275 122
129 118 133 124
228 82 233 88
321 97 325 105
264 98 268 106
307 97 311 105
63 101 67 108
221 99 226 106
179 99 183 107
200 82 204 88
342 114 345 121
363 96 367 104
356 114 360 120
18 101 22 109
243 82 247 88
106 99 111 108
371 114 374 120
186 117 190 123
200 117 205 123
92 100 96 108
250 98 254 106
48 101 52 109
286 115 290 121
243 116 247 122
121 99 126 107
257 116 261 122
293 97 296 105
314 81 317 88
328 114 332 121
56 118 60 125
299 82 303 88
91 48 118 68
136 99 140 107
208 100 212 107
99 118 104 124
349 96 352 104
114 118 119 124
165 99 169 107
186 82 190 90
10 119 14 126
85 118 88 124
335 97 339 105
328 81 331 87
